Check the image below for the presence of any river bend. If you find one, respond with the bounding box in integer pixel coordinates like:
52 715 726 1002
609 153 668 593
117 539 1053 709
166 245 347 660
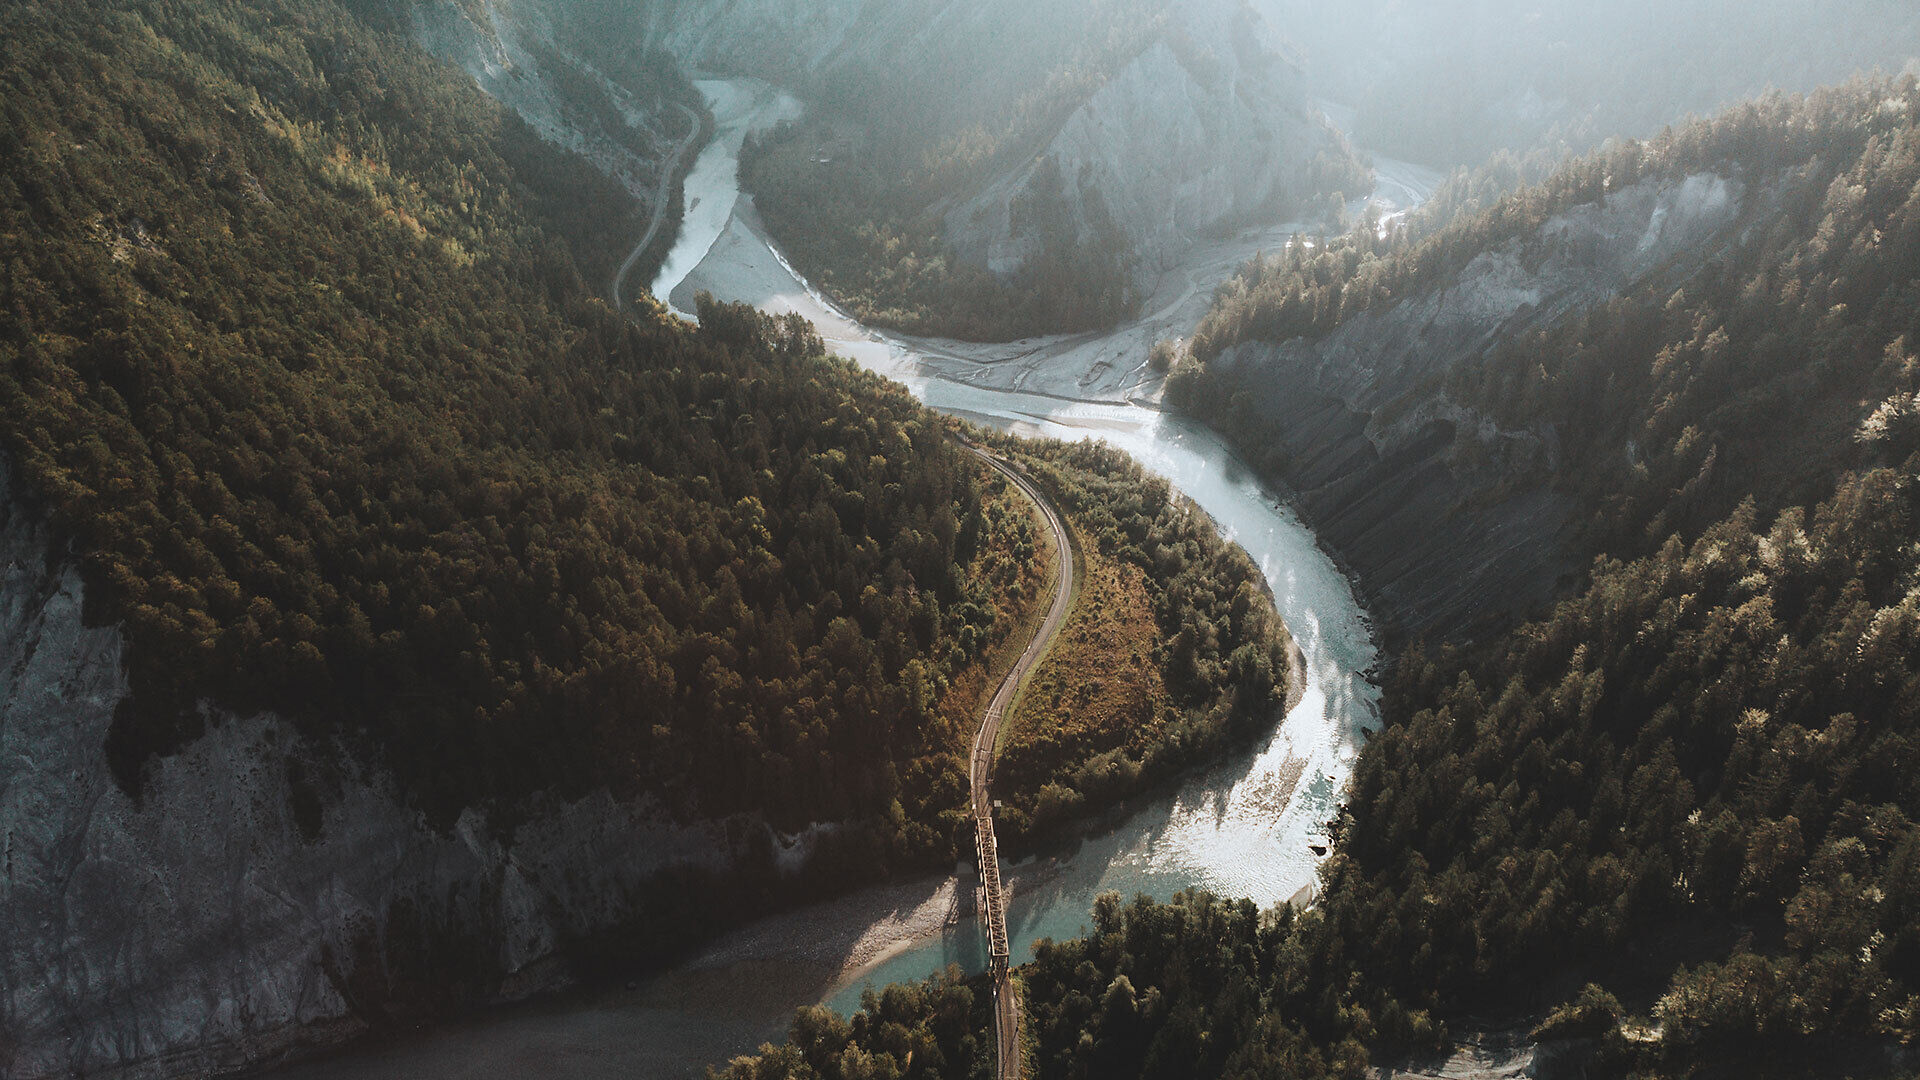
264 75 1425 1080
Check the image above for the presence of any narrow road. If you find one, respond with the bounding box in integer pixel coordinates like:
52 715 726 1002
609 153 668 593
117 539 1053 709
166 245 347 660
962 444 1076 1080
610 104 703 311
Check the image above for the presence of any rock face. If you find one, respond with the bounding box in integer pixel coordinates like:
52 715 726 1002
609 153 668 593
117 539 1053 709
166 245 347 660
428 0 1355 310
619 0 1351 292
0 459 815 1078
941 0 1339 286
410 0 692 203
629 0 868 81
1217 173 1745 638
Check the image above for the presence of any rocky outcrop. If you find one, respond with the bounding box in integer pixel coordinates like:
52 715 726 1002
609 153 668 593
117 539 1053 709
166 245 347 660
629 0 868 81
615 0 1353 293
942 0 1342 286
1217 173 1745 639
0 459 825 1078
410 0 692 203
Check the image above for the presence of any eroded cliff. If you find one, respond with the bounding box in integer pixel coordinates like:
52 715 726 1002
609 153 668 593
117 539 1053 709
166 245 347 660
1213 173 1746 638
603 0 1359 307
0 461 823 1078
939 0 1349 287
409 0 699 204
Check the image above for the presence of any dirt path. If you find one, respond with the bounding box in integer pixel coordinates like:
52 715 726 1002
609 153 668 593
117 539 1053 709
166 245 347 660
962 444 1076 1080
610 104 703 311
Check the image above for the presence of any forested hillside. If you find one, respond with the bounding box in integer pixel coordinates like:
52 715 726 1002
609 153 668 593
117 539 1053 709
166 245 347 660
1303 79 1920 1069
991 438 1293 838
407 0 709 291
0 4 1335 1069
732 79 1920 1078
1176 77 1920 1074
0 0 1297 866
0 0 1018 852
1180 79 1920 586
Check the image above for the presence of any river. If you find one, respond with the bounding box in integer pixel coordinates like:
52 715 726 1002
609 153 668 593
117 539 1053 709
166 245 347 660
263 77 1428 1080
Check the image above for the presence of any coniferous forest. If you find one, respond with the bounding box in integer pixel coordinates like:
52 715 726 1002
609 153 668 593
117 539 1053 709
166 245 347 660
1 0 983 844
5 1 1920 1078
1165 78 1920 1075
0 0 1270 872
725 76 1920 1080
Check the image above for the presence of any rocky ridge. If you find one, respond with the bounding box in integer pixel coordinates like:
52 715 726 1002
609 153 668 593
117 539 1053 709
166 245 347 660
937 0 1344 288
409 0 693 203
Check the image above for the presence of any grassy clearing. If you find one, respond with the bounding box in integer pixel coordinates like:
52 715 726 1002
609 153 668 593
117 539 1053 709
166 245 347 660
923 461 1055 839
995 483 1079 761
981 437 1294 844
999 534 1172 827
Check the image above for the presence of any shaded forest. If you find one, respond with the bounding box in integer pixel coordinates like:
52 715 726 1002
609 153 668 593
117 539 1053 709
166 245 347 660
20 0 1920 1075
0 0 1016 847
1173 77 1920 1074
1177 79 1920 581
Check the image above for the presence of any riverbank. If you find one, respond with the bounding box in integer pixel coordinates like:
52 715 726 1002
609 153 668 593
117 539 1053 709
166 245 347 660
610 103 707 309
258 873 967 1080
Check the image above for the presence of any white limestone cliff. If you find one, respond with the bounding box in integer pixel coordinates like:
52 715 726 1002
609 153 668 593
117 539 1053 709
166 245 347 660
949 2 1338 288
602 0 1354 292
409 0 689 202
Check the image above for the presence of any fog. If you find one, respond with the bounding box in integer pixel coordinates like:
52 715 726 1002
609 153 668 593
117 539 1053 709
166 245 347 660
1258 0 1920 165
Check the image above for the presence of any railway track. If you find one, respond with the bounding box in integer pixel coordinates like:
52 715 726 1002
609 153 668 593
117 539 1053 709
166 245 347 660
961 444 1076 1080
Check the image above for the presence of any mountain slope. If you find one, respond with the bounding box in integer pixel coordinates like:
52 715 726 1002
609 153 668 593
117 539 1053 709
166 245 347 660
408 0 707 290
0 0 1016 1069
605 0 1367 339
1174 80 1920 641
0 0 1009 837
1179 76 1920 1073
0 2 1031 1066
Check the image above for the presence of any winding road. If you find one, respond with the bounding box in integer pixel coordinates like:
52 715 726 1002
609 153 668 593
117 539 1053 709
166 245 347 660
609 104 702 312
963 443 1077 1080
